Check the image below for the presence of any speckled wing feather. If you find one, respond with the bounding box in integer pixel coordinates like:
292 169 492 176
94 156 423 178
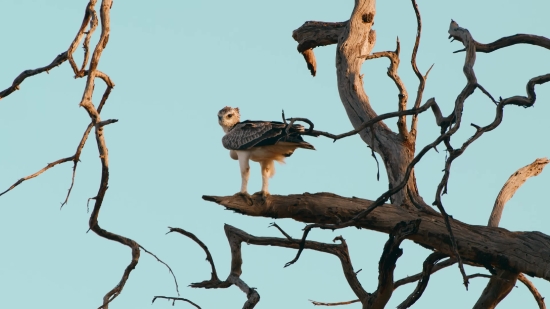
222 121 282 150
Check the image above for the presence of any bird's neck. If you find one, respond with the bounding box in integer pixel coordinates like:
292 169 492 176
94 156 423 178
222 124 236 133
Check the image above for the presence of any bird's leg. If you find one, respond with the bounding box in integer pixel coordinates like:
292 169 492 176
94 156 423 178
236 151 251 194
235 151 253 205
255 160 273 202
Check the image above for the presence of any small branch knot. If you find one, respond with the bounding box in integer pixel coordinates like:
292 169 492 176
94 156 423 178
362 13 374 23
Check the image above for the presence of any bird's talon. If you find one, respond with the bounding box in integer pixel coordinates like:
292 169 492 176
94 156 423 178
253 191 270 203
235 192 253 205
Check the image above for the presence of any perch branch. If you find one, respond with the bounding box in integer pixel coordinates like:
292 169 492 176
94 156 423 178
203 193 550 283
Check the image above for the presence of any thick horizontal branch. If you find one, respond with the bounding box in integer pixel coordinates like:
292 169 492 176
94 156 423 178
203 193 550 282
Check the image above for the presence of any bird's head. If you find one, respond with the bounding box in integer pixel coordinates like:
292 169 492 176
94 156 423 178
218 106 241 132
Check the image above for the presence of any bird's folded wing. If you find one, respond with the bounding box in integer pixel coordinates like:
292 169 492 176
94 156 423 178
222 121 283 150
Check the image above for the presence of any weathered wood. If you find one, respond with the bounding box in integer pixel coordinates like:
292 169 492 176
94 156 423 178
473 158 550 308
203 193 550 282
472 269 519 309
489 158 550 227
292 21 346 76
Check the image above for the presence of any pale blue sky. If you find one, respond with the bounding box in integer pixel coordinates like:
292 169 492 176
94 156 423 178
1 1 549 308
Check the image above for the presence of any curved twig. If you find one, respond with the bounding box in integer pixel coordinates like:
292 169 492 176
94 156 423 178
518 274 547 309
152 296 201 309
394 258 456 289
453 33 550 53
306 98 439 141
363 39 409 138
0 52 68 100
409 0 433 139
0 156 74 197
139 245 180 296
397 252 447 309
167 227 221 283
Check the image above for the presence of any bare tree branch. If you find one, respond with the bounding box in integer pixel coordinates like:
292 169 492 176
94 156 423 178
367 220 420 309
394 258 456 289
397 252 447 309
303 97 439 141
518 274 547 309
67 0 98 76
473 269 519 309
0 156 74 197
310 299 360 306
0 52 68 100
489 158 549 227
409 0 433 140
167 227 222 284
152 296 201 309
170 224 373 307
363 40 410 139
453 33 550 53
139 245 180 297
292 21 347 76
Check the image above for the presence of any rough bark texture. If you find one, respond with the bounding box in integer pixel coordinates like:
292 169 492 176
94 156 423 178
292 2 425 208
488 158 549 227
203 193 550 281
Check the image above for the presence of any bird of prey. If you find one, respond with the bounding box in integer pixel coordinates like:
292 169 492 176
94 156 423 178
218 106 315 200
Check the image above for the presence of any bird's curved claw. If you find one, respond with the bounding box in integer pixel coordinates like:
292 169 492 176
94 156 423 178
234 192 253 206
253 191 270 204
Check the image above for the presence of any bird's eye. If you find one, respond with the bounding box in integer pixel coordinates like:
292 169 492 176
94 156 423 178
227 114 233 118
